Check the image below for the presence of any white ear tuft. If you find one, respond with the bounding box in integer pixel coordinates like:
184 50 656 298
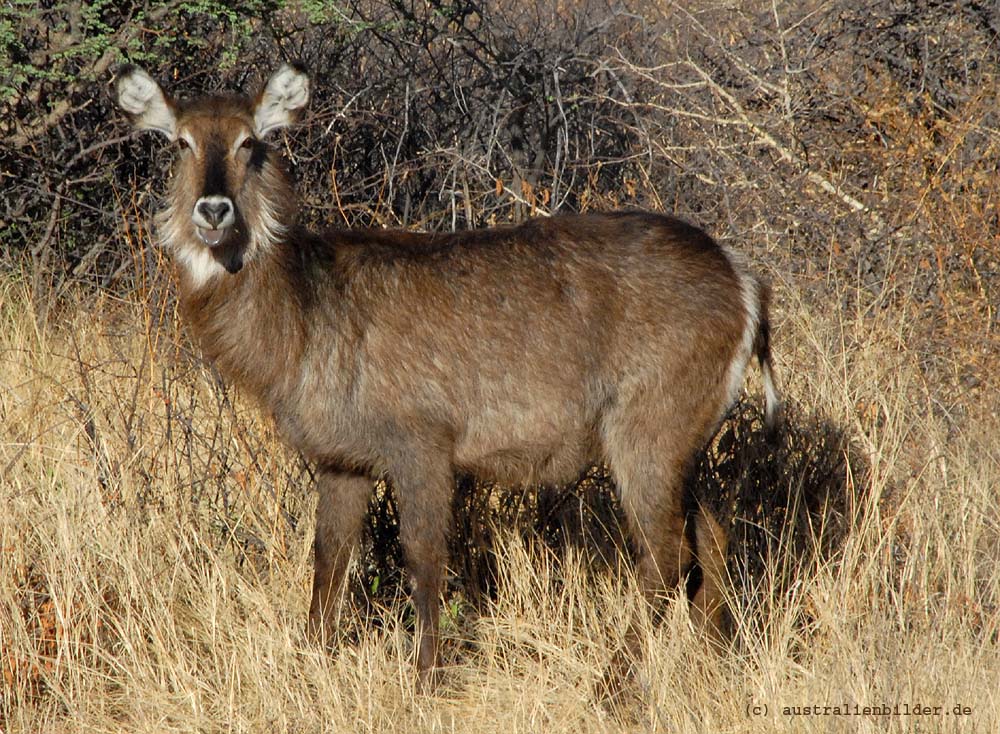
115 66 177 139
254 63 310 137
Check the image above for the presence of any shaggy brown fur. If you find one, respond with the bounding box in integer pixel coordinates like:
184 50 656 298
115 64 779 687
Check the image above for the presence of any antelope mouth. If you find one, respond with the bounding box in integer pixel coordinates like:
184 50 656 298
197 227 229 247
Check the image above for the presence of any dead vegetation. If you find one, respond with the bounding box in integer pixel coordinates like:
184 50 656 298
2 1 999 730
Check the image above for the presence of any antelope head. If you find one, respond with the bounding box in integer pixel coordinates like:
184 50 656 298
114 64 309 285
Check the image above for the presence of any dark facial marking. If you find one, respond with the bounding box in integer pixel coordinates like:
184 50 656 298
202 140 229 198
248 140 268 171
213 238 245 273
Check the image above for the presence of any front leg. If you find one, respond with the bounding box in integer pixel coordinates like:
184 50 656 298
307 468 372 646
389 454 454 688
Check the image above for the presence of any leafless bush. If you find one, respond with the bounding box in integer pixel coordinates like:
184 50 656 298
2 0 996 630
4 2 998 329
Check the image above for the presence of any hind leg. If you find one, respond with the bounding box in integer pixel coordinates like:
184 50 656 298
602 413 697 605
599 436 696 702
623 472 692 609
690 507 729 641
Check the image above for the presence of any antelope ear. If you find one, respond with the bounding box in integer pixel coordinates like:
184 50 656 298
114 65 177 140
254 63 310 137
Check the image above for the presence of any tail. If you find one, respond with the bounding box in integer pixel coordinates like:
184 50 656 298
754 282 781 433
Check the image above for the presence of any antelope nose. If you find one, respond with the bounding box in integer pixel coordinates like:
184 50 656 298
196 198 232 228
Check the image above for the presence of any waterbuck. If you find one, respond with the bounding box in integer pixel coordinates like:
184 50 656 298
114 63 779 686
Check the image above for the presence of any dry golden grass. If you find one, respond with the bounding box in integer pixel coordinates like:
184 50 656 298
2 259 998 733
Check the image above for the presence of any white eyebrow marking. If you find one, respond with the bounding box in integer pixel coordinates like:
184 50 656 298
178 129 198 154
231 130 252 156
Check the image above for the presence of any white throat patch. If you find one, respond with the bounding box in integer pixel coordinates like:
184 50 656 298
176 242 228 288
156 207 227 289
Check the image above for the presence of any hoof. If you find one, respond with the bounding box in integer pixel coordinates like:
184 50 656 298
416 664 445 695
597 650 644 718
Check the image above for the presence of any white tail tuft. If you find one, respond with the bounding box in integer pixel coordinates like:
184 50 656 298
761 358 781 432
